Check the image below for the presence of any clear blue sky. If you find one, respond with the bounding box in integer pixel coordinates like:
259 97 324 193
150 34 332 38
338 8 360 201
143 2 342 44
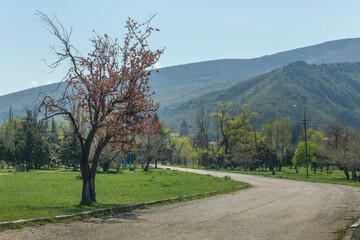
1 0 360 96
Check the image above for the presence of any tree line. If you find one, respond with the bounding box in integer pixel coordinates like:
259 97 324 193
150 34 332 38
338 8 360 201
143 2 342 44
2 102 359 182
141 102 360 182
0 109 81 171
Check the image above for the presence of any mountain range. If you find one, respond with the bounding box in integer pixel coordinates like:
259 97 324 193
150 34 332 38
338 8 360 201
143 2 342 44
2 38 360 132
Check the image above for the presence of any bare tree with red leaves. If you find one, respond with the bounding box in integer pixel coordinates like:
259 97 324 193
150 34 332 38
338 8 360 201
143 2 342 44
36 11 164 205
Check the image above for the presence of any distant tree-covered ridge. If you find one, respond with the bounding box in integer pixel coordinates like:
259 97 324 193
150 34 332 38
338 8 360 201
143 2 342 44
162 61 360 134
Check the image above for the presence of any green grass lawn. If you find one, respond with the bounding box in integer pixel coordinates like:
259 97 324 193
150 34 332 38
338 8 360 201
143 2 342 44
0 168 246 222
171 164 360 187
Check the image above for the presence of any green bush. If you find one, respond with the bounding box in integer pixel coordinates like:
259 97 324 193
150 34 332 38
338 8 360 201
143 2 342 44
223 175 231 180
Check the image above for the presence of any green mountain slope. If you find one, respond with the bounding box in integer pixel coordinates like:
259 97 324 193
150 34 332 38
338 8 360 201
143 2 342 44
161 61 360 132
151 38 360 111
2 38 360 122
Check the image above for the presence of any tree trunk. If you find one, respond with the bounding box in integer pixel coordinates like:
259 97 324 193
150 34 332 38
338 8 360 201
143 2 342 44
352 170 357 182
144 145 151 172
155 160 158 168
144 156 151 172
79 136 107 205
295 166 298 173
344 170 350 180
81 170 96 205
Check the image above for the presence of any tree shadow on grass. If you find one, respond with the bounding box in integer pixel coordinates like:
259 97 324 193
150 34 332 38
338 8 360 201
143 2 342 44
15 202 137 217
85 212 141 224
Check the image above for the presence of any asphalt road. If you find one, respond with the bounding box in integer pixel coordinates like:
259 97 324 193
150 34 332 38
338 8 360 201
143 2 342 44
1 166 360 240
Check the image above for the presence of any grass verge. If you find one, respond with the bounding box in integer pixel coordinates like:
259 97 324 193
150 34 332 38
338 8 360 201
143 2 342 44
0 168 247 226
336 216 360 240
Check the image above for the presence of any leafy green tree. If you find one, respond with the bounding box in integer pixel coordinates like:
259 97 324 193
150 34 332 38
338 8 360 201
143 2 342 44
171 136 194 167
292 141 317 172
211 101 232 154
306 128 328 173
211 102 257 158
307 128 325 144
262 117 292 169
226 104 257 149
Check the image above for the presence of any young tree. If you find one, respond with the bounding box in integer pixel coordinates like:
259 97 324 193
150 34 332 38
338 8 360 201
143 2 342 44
141 115 169 171
292 141 317 171
37 12 163 205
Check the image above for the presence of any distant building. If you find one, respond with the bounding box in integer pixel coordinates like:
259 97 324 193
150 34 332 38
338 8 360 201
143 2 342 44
179 119 189 137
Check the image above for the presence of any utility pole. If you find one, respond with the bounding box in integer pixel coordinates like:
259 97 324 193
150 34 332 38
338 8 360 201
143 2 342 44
301 109 309 178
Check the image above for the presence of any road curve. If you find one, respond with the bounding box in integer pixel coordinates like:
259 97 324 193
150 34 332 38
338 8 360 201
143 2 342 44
1 166 360 240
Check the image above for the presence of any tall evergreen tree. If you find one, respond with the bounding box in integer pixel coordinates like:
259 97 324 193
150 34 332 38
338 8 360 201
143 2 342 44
180 119 189 137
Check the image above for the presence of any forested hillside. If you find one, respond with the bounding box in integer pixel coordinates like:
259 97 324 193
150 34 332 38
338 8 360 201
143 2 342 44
161 61 360 133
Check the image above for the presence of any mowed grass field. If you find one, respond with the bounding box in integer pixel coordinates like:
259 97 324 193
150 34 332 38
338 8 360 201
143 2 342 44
173 165 360 187
0 168 246 222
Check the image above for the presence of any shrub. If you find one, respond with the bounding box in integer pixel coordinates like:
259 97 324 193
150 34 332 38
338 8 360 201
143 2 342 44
223 175 231 180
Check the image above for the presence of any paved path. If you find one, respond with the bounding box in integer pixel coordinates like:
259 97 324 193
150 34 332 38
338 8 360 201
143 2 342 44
1 166 360 240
